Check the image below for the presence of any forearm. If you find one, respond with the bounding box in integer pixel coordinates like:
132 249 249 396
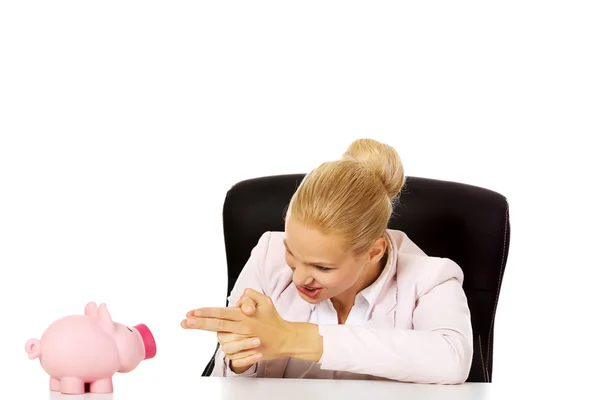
282 322 324 362
282 321 471 383
317 325 472 384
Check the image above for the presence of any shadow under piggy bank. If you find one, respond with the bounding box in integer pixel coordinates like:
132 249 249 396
49 391 114 400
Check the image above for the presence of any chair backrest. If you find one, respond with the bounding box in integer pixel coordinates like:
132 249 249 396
203 174 510 382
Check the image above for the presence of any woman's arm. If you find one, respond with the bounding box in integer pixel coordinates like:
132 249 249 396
282 262 473 384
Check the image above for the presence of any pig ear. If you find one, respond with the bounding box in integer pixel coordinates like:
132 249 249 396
97 303 115 333
85 301 98 317
25 338 41 360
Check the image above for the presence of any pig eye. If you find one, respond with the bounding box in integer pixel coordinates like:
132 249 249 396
127 327 133 332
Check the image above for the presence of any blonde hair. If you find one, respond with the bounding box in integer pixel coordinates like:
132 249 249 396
288 138 406 256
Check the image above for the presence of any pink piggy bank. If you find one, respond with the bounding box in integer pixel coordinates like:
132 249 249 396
25 301 156 395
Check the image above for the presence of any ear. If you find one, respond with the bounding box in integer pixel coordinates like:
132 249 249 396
25 339 41 360
97 303 115 333
368 237 387 264
84 301 98 317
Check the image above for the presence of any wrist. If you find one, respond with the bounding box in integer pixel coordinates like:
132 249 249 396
282 322 323 362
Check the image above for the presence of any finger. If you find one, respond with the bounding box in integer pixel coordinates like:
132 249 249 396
234 296 244 307
185 317 241 333
236 288 266 305
181 318 208 330
217 332 248 343
235 294 251 308
230 353 263 368
234 295 247 309
240 298 257 316
228 348 261 360
222 337 260 355
241 288 269 305
233 294 257 316
182 319 207 330
187 307 243 320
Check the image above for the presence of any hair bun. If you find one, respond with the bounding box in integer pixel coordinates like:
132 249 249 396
342 138 405 200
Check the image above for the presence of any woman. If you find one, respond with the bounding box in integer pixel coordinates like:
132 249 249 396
181 139 473 384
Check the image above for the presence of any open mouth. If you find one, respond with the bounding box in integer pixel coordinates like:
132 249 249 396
303 285 320 291
297 285 323 298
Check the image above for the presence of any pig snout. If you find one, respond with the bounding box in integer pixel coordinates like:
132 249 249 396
114 323 156 373
25 338 41 360
134 324 156 360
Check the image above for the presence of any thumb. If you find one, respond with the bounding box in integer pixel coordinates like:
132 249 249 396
239 297 257 316
241 288 269 306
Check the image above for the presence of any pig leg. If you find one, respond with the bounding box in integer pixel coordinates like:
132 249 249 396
59 377 85 394
89 378 114 394
49 377 60 392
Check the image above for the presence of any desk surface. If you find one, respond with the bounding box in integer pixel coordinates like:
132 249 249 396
40 378 491 400
18 377 580 400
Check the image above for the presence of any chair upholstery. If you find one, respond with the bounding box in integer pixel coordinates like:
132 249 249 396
202 174 510 382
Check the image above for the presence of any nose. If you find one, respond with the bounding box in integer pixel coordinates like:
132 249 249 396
134 324 156 360
293 265 315 287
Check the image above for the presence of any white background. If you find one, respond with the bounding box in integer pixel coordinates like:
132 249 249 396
1 1 599 397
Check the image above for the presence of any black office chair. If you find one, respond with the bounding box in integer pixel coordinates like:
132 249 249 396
202 174 510 382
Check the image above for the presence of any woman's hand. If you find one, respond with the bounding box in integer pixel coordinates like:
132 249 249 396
216 332 262 373
181 293 261 374
221 296 261 373
182 289 295 361
236 295 258 316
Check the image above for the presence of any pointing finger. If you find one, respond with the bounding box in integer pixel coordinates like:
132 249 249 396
187 307 243 320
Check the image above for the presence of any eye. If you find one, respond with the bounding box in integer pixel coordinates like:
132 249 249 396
127 327 133 332
315 265 332 272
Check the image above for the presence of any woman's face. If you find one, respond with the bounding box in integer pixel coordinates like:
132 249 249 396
284 217 383 304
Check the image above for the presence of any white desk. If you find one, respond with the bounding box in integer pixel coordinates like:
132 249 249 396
11 375 589 400
19 377 554 400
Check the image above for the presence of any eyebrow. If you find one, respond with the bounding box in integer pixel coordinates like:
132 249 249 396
283 239 337 267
